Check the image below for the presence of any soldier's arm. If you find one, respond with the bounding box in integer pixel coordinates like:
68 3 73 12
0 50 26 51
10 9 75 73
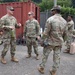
38 20 51 46
42 20 51 40
0 20 3 34
68 22 74 35
0 19 3 31
68 22 73 28
63 25 68 41
36 21 40 36
72 29 75 35
0 18 5 28
0 18 8 35
68 20 74 30
0 18 6 31
23 22 27 38
15 19 21 28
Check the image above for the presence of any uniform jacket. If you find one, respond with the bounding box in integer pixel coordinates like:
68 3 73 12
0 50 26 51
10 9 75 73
42 14 67 46
0 14 19 38
24 19 40 38
67 20 74 37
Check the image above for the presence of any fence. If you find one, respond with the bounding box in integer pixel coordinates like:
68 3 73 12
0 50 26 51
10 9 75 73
40 11 51 31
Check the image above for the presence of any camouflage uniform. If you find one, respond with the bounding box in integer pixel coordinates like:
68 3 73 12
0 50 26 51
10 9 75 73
0 33 3 45
66 20 74 50
39 14 67 72
0 14 19 57
24 19 40 56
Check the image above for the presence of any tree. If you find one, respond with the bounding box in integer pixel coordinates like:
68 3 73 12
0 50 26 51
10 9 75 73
57 0 71 7
38 0 72 12
2 0 17 2
38 0 54 11
72 0 75 8
32 0 42 3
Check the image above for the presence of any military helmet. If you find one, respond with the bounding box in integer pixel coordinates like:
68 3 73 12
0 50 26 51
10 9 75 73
51 5 61 11
7 6 14 11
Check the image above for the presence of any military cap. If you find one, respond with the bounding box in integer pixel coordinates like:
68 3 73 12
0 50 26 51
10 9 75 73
28 11 34 15
51 5 61 11
7 6 14 11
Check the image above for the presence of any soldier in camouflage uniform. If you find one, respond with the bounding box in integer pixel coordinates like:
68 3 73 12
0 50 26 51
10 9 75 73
23 12 40 60
0 6 21 64
64 15 74 53
24 12 40 60
38 6 68 75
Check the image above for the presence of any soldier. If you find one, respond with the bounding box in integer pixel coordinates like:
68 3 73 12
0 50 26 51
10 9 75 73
64 15 74 53
23 11 40 60
0 6 21 64
38 6 67 75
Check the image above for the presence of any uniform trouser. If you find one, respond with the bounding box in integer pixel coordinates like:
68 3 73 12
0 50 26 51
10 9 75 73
40 45 61 71
1 37 16 57
66 36 73 50
26 37 38 55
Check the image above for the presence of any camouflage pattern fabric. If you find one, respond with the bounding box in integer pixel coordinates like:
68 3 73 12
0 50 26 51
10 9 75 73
66 20 74 50
40 14 67 71
40 45 61 71
0 34 3 45
24 19 40 55
26 37 38 55
0 14 19 57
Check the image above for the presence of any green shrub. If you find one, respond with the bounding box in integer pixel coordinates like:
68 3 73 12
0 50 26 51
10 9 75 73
61 7 75 18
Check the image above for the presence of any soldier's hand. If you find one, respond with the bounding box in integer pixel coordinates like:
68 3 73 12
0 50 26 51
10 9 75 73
18 23 21 27
40 40 44 47
23 36 25 39
0 31 3 35
36 36 41 41
36 36 45 47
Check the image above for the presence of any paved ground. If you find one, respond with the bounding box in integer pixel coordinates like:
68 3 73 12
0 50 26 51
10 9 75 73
0 44 75 75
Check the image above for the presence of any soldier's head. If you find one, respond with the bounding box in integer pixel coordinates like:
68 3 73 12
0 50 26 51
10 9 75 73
7 6 14 15
51 5 61 15
28 11 34 20
67 15 73 21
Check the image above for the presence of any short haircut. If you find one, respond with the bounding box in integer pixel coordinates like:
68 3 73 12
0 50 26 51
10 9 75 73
68 15 73 18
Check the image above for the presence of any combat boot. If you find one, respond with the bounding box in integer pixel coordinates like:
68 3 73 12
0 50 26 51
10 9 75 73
1 57 6 64
49 70 56 75
38 66 44 74
26 53 31 58
36 54 39 60
11 56 19 62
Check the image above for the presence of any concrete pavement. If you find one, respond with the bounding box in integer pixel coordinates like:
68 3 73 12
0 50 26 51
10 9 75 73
0 45 75 75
